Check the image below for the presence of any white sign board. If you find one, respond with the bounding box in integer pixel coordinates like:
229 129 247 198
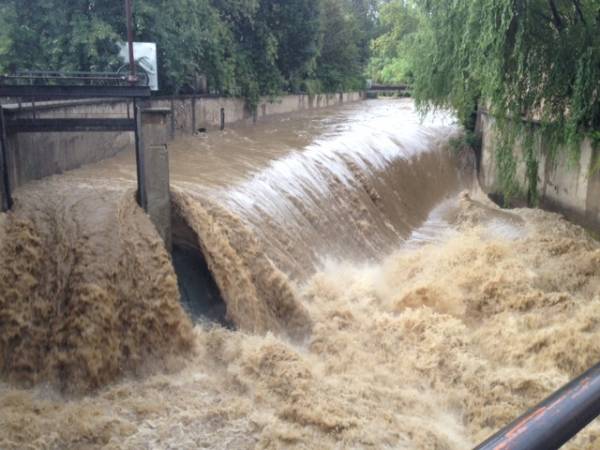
119 42 159 91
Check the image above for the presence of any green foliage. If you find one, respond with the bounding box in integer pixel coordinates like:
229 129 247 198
270 0 322 92
523 124 539 206
449 130 482 157
369 55 412 85
350 0 380 66
368 0 419 84
397 0 600 202
591 131 600 150
132 0 237 95
0 0 372 106
2 0 122 73
303 79 324 96
0 4 12 73
494 123 521 205
590 145 600 177
487 117 546 206
316 0 366 91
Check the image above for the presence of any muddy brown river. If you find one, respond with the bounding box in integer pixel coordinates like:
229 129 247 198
1 99 599 449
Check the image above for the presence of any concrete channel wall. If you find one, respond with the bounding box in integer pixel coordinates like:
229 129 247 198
478 110 600 233
2 91 363 189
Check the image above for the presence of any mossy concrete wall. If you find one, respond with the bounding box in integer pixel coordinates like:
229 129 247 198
478 110 600 232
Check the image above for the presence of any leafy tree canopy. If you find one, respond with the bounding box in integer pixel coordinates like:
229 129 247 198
373 0 600 139
316 0 367 92
411 0 600 139
374 0 600 202
0 0 376 106
368 0 419 85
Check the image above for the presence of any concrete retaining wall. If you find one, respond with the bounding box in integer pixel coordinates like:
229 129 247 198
2 92 363 189
4 100 133 188
478 111 600 232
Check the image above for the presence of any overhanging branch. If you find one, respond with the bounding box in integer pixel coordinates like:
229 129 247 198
572 0 586 24
548 0 563 30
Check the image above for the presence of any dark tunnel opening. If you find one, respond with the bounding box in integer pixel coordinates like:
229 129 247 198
171 211 231 327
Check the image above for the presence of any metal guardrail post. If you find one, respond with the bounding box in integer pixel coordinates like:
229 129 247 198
124 0 137 84
475 361 600 450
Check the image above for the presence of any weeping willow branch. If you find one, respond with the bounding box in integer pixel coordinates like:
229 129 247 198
572 0 586 25
547 0 563 31
406 0 600 200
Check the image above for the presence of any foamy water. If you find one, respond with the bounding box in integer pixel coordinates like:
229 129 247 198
1 100 600 449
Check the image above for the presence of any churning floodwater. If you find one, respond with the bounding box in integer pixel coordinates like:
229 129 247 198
1 99 600 449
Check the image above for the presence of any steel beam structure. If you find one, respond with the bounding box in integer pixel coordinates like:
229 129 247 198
0 1 151 214
0 84 150 99
124 0 137 84
5 118 136 133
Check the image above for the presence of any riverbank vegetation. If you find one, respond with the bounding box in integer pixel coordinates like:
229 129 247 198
373 0 600 203
0 0 376 108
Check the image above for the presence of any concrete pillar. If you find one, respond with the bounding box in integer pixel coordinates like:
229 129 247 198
0 106 12 212
139 107 172 250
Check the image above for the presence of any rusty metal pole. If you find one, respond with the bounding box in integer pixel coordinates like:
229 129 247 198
475 361 600 450
125 0 145 210
124 0 137 84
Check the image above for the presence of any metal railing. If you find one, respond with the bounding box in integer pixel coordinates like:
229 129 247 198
0 70 149 88
475 361 600 450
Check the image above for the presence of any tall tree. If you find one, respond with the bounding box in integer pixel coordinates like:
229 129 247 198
368 0 419 84
0 0 375 101
269 0 322 92
410 0 600 137
134 0 236 94
316 0 365 91
350 0 380 66
2 0 120 72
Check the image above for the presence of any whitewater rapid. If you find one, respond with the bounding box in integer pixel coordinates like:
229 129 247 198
1 99 600 449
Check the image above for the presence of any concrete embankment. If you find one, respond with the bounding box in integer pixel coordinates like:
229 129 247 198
1 92 363 190
477 110 600 234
